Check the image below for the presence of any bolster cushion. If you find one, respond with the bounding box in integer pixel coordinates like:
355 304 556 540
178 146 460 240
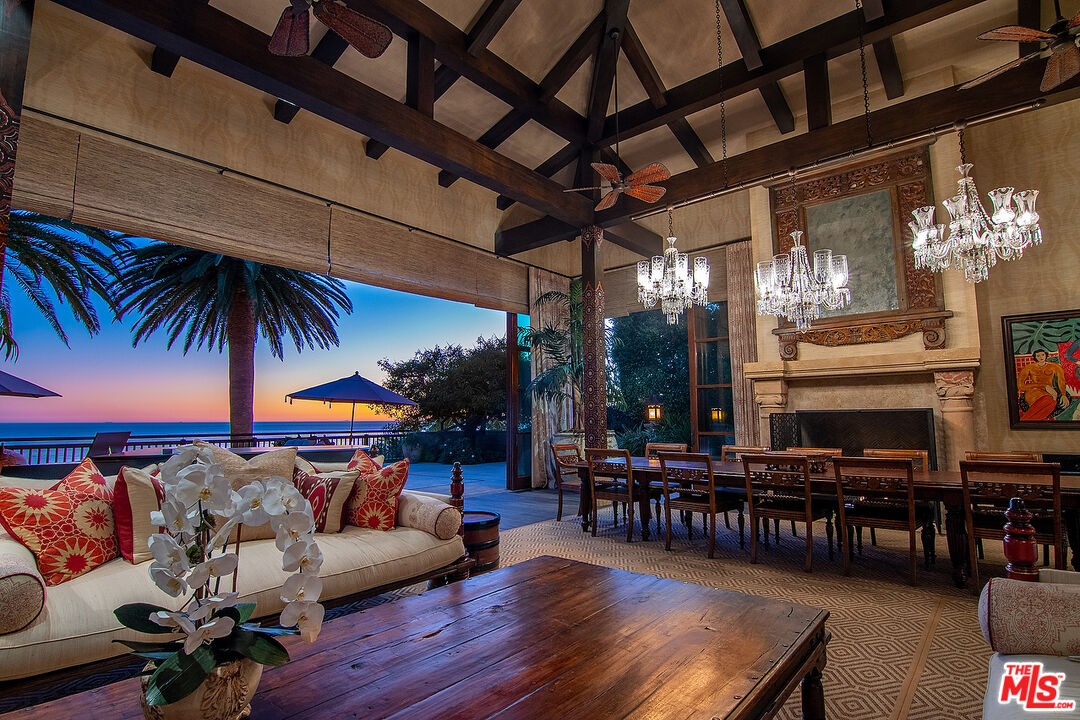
396 490 461 540
0 532 46 635
978 577 1080 655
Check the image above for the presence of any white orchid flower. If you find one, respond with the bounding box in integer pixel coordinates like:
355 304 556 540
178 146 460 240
278 481 306 514
148 533 190 574
279 600 325 643
159 447 200 488
189 592 239 622
272 512 315 552
150 610 195 633
235 481 286 527
186 553 238 589
280 572 323 604
150 497 195 537
149 563 188 597
282 538 323 575
182 616 235 655
206 515 240 552
174 463 232 512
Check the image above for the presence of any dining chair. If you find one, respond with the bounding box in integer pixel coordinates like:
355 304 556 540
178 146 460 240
645 442 687 533
966 450 1042 462
550 442 583 522
585 448 637 542
742 453 835 572
862 448 938 540
959 459 1064 589
645 442 688 457
718 445 768 532
657 452 745 558
768 448 841 543
833 456 936 585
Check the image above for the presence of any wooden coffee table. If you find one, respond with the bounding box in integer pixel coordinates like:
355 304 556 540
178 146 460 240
5 556 829 719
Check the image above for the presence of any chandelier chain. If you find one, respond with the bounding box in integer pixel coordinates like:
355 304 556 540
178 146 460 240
715 0 728 188
667 206 674 237
957 125 966 165
613 32 620 162
855 0 873 147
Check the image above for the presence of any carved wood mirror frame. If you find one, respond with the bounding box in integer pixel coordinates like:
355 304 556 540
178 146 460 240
768 146 952 360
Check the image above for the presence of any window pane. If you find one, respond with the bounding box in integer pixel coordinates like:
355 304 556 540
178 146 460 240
697 387 734 434
694 301 729 338
696 340 732 385
697 434 736 458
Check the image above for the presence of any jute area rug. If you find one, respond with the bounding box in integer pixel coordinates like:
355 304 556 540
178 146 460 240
496 512 1001 720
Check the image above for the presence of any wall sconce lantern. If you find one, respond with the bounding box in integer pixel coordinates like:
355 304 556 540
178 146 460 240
710 407 725 423
646 395 662 422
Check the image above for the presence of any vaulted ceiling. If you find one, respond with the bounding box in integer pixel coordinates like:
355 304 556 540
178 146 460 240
50 0 1080 262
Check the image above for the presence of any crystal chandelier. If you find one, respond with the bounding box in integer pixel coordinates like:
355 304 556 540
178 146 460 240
755 173 852 333
908 125 1041 283
637 208 709 324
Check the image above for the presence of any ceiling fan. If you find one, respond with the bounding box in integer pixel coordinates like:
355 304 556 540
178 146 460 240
269 0 393 59
565 162 670 212
960 0 1080 92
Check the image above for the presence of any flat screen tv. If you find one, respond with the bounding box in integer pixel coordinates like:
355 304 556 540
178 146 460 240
796 408 937 470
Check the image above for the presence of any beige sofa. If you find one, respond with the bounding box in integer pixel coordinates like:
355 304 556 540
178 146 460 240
0 470 465 684
979 569 1080 719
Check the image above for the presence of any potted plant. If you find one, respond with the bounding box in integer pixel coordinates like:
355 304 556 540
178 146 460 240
113 446 325 720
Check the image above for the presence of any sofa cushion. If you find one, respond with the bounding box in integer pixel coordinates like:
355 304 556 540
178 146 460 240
345 459 409 531
193 442 297 541
292 468 358 533
0 459 119 586
0 527 465 682
112 465 166 564
0 532 45 635
345 448 382 475
979 577 1080 656
983 653 1080 719
396 491 461 540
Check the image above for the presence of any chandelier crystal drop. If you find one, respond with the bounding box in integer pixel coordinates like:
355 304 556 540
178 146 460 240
637 209 710 324
908 129 1041 283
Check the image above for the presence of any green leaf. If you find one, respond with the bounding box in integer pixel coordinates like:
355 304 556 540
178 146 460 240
114 603 176 634
236 603 256 623
225 629 290 666
132 651 180 661
240 623 297 636
114 639 182 653
144 645 216 706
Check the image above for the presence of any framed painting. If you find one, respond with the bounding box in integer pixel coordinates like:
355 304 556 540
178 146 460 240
1002 309 1080 429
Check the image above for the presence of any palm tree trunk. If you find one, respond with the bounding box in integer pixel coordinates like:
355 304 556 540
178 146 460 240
227 289 256 445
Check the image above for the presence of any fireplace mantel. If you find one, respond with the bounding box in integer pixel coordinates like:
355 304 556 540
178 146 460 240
743 346 980 382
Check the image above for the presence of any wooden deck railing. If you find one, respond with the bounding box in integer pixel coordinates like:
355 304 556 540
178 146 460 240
0 429 406 466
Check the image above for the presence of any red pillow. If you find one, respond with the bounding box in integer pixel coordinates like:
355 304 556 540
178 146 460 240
292 468 358 533
112 465 166 563
0 458 119 585
345 449 382 476
344 459 409 531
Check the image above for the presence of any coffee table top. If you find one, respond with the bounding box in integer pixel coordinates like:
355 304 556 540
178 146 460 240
6 556 828 719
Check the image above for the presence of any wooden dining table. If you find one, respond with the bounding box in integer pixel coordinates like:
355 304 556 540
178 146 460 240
575 456 1080 588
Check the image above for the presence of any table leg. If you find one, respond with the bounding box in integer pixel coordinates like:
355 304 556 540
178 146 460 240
579 481 592 533
801 667 826 720
1066 509 1079 572
944 503 968 588
638 482 652 541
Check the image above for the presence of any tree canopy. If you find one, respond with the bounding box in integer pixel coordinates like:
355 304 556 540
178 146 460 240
377 336 505 439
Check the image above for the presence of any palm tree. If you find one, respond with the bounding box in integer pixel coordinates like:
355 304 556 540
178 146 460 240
116 243 353 441
1 211 130 360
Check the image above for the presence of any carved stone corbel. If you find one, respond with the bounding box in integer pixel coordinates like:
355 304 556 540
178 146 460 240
753 379 789 447
934 370 975 470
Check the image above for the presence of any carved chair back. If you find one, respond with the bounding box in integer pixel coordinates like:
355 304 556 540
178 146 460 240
965 451 1042 462
720 445 769 462
585 448 634 501
742 453 813 513
551 442 583 491
645 442 688 459
657 452 716 511
863 448 929 471
833 456 916 522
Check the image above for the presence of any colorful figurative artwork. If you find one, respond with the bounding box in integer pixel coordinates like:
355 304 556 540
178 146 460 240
1002 309 1080 429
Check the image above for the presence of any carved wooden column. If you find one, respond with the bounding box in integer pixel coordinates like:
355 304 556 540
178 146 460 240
0 0 35 293
934 370 975 470
752 378 788 447
578 226 606 531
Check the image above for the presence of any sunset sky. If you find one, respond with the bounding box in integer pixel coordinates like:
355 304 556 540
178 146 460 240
1 256 506 425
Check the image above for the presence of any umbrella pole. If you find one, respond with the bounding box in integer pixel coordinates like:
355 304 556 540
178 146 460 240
349 404 355 444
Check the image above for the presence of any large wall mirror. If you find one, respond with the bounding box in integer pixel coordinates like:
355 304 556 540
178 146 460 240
769 147 952 360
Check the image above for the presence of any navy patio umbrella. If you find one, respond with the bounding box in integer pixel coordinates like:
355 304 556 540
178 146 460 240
0 370 61 398
286 371 416 437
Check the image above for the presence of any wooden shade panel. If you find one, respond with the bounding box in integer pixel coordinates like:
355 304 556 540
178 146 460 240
10 115 79 219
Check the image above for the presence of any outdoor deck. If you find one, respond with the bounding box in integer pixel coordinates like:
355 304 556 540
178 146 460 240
407 462 560 530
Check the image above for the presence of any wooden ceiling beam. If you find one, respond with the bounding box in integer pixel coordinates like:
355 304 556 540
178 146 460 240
147 0 208 77
861 0 886 21
1017 0 1040 56
718 0 794 133
406 32 435 116
366 139 390 159
439 110 528 187
274 31 349 124
540 13 605 102
668 118 715 167
803 53 831 131
595 63 1080 226
495 216 661 258
466 0 523 56
346 0 586 144
54 0 594 226
596 0 984 147
586 0 632 142
873 37 905 99
758 83 795 133
496 142 579 210
433 65 459 100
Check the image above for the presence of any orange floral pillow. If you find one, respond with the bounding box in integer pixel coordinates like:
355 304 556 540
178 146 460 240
345 448 382 476
344 459 409 531
0 458 119 585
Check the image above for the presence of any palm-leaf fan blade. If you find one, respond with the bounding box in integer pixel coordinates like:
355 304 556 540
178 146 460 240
269 1 310 56
590 163 622 184
959 51 1041 90
977 25 1056 42
312 0 392 58
594 190 621 212
1070 8 1080 27
624 185 667 204
624 162 670 186
1041 43 1080 91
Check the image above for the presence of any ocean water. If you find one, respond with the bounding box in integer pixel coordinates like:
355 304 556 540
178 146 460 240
0 420 396 441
